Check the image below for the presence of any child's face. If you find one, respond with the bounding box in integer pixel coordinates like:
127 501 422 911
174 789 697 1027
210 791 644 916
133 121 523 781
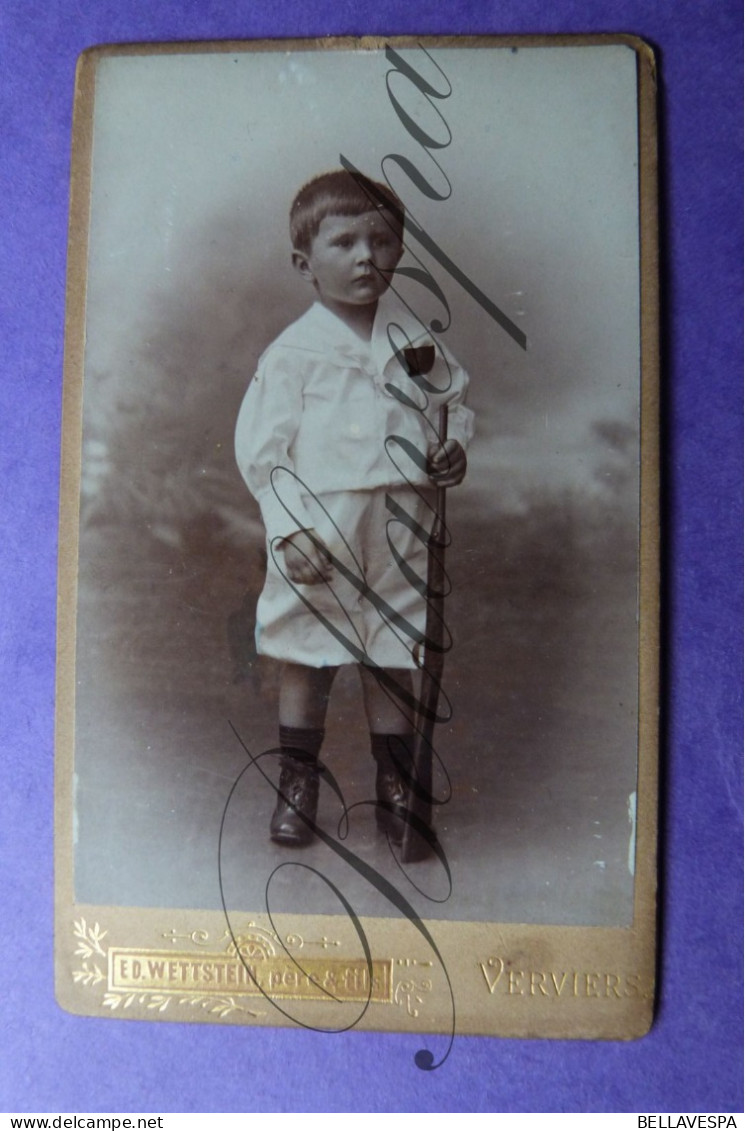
293 210 403 309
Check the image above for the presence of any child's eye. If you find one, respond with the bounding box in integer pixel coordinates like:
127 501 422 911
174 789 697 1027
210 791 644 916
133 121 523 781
333 236 353 248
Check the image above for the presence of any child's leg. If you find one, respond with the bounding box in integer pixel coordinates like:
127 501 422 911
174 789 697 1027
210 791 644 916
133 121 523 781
359 666 421 845
280 662 337 729
271 662 338 846
358 665 413 734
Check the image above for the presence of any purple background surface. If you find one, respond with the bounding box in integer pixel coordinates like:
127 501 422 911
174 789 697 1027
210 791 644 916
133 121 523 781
1 0 742 1115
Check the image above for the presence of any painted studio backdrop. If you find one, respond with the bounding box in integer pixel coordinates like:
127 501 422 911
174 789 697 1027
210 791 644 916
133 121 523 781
73 43 642 925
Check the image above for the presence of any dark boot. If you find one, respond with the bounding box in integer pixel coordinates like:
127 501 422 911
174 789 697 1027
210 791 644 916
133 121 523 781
269 755 320 846
269 725 324 847
371 733 414 846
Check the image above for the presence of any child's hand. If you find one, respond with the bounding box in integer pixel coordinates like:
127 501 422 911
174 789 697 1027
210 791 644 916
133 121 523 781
427 439 467 487
282 529 333 585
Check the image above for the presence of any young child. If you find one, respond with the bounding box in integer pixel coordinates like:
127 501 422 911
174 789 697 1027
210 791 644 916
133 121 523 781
235 170 474 849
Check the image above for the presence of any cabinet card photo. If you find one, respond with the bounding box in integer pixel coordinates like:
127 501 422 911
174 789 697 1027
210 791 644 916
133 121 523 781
56 35 659 1053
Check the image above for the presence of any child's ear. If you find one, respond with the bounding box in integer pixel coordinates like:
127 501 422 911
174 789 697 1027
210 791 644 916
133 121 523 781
292 250 316 286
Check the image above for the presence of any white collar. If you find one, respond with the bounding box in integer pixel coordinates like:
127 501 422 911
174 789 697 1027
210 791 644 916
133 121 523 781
302 290 436 372
273 290 437 379
370 287 436 375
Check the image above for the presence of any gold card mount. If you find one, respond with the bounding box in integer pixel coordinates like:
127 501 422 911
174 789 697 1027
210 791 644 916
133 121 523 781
56 34 658 1051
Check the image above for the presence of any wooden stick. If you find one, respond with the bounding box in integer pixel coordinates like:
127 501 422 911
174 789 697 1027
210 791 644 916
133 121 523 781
401 404 449 863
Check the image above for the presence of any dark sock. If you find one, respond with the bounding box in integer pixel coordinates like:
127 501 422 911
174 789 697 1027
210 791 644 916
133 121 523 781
370 732 414 775
279 724 324 764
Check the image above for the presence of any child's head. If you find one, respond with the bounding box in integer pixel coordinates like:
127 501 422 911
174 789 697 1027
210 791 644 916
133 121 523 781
289 170 404 257
290 170 405 313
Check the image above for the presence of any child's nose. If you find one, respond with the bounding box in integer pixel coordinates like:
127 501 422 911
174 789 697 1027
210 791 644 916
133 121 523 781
355 239 373 261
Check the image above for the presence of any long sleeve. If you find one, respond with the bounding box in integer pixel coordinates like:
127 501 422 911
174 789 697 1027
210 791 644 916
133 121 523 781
387 343 475 452
374 307 475 455
235 302 477 536
439 352 475 450
234 353 316 545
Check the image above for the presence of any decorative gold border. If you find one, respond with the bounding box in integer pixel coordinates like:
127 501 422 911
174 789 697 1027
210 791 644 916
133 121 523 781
68 916 442 1023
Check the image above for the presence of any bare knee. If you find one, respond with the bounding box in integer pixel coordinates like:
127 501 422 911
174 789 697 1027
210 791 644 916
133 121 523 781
358 665 413 733
280 663 338 729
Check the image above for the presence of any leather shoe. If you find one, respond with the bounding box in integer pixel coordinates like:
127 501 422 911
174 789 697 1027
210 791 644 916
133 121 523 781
269 758 319 847
374 765 408 846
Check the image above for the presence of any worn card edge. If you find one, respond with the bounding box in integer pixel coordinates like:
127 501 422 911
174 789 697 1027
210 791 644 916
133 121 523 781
54 33 660 1042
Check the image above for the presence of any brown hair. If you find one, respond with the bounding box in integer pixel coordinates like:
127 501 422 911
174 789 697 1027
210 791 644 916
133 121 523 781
289 170 404 255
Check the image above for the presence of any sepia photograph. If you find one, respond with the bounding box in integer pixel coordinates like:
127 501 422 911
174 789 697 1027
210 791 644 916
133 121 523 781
5 0 743 1112
56 36 658 1037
